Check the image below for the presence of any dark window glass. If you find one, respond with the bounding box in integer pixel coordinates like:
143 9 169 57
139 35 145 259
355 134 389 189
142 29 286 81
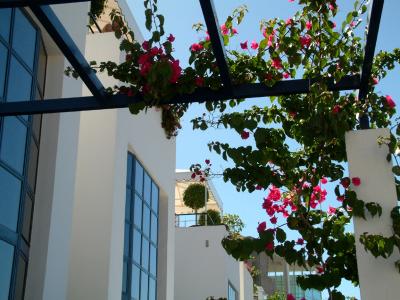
32 114 42 140
0 43 7 99
0 241 14 300
124 223 130 256
134 195 142 230
150 245 157 276
12 9 37 70
0 117 28 174
27 141 38 192
131 265 140 299
125 189 131 222
132 229 141 264
127 154 132 186
0 9 11 42
6 57 32 102
122 262 127 293
14 256 27 300
149 277 156 300
151 183 159 213
150 213 157 244
143 173 151 204
141 238 149 271
143 205 150 237
135 161 143 196
0 166 22 231
37 42 46 93
22 194 33 242
140 272 148 300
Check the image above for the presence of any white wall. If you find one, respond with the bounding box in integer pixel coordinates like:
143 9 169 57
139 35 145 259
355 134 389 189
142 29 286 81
239 262 254 300
175 225 250 300
67 31 176 300
25 3 88 300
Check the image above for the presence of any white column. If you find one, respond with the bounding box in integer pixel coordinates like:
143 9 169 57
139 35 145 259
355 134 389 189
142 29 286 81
346 128 400 300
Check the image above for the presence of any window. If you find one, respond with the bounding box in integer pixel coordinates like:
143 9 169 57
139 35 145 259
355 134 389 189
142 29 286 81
0 7 46 300
228 282 238 300
123 153 159 300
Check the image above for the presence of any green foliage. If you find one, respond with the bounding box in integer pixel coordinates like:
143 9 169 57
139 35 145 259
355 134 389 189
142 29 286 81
266 291 286 300
199 209 222 226
222 214 245 235
183 183 208 211
90 0 107 20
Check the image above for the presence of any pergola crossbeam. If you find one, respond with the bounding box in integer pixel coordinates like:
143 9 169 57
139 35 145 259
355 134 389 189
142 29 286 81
0 0 88 8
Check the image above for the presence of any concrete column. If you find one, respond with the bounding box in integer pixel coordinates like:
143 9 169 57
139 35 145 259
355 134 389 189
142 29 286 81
346 128 400 300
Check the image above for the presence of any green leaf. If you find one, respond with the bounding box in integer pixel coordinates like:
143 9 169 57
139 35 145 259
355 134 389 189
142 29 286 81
276 228 286 243
145 8 152 31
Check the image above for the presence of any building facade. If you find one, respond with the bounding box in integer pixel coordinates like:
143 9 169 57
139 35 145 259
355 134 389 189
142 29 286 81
0 2 176 300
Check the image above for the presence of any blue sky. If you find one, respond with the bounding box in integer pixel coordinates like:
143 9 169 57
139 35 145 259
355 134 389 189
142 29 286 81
127 1 400 298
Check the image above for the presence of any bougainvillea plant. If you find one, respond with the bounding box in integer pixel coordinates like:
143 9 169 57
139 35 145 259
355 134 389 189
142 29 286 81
66 0 400 298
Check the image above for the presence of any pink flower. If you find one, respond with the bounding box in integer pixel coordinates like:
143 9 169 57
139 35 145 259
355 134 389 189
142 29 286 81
286 18 293 26
142 40 150 50
289 111 297 118
306 21 312 31
195 76 205 87
341 178 350 189
270 216 277 224
190 43 204 52
332 105 341 114
327 206 337 215
297 238 304 245
240 41 248 50
150 47 161 56
221 24 229 35
288 0 294 2
321 177 328 184
267 186 281 201
251 41 259 50
241 131 250 139
167 34 175 42
352 177 361 186
283 72 290 79
329 3 335 11
169 60 181 83
205 159 210 164
373 77 379 85
191 173 196 179
350 21 356 27
316 265 324 274
257 221 267 233
256 185 263 190
271 58 282 70
287 294 295 300
337 196 344 202
265 241 274 251
231 28 238 35
385 95 396 109
300 35 312 48
332 22 337 29
125 54 132 61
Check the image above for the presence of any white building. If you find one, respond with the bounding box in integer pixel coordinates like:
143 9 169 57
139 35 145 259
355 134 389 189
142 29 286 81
174 171 254 300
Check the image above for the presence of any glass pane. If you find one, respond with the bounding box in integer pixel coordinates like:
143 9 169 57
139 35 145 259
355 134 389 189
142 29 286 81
134 161 143 196
0 240 14 300
12 9 37 70
0 43 7 99
32 115 42 140
37 42 46 93
0 166 22 231
6 56 32 102
122 261 127 293
14 256 27 300
133 195 142 230
131 264 140 300
141 238 149 271
140 272 148 300
0 9 11 42
27 141 38 192
132 229 141 264
143 173 151 204
126 154 132 186
22 195 33 242
149 277 156 300
143 205 150 238
125 189 131 222
124 223 130 256
150 244 157 276
1 117 28 174
151 183 159 214
150 213 158 244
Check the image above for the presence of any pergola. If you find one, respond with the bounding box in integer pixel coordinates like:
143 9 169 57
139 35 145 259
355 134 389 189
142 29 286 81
0 0 384 129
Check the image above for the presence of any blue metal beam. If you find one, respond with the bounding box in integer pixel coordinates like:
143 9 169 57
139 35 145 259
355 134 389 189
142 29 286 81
0 0 89 8
30 5 107 101
0 75 360 116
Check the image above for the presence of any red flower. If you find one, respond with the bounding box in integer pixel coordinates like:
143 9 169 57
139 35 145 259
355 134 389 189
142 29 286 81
385 95 396 109
195 76 205 87
125 54 132 61
190 43 204 52
329 3 335 11
271 58 283 70
306 21 312 31
251 41 259 50
337 195 344 202
332 22 337 29
150 47 162 56
241 131 250 139
255 185 263 190
372 77 379 85
205 159 210 165
127 89 135 97
321 177 328 184
352 177 361 186
296 238 304 245
221 24 229 35
191 173 196 179
283 72 290 79
289 111 297 118
240 41 248 50
300 35 312 48
257 221 267 233
265 241 274 251
341 177 350 189
270 216 277 224
288 0 294 2
142 40 150 50
332 105 341 114
231 28 238 35
167 34 175 42
286 18 293 26
169 60 182 83
316 265 324 274
327 206 337 215
287 294 296 300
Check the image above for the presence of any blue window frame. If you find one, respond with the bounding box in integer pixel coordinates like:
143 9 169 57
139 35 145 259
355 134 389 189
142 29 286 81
228 282 238 300
123 153 159 300
0 7 46 300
